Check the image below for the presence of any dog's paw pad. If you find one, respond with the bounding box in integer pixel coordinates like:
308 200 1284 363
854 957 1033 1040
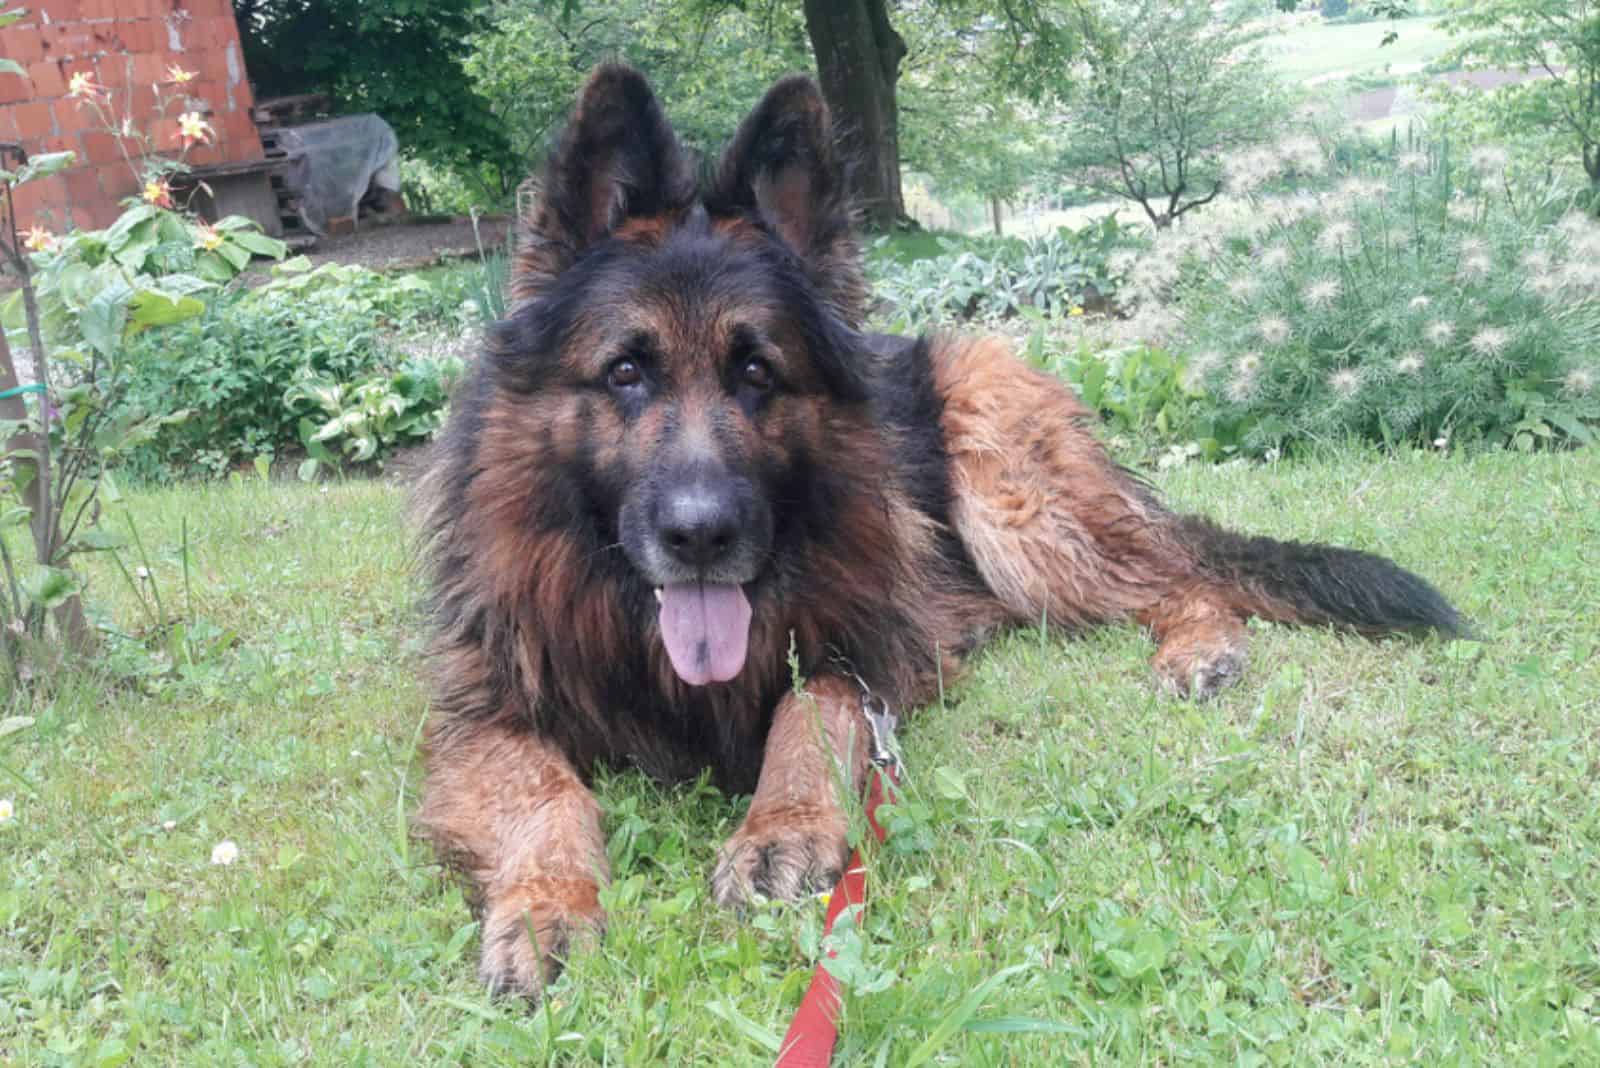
711 816 849 909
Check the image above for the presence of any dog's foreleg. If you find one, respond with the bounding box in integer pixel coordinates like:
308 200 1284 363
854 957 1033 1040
418 716 607 999
711 675 870 909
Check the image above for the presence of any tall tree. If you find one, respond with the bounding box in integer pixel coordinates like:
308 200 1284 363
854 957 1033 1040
1056 0 1284 228
801 0 908 228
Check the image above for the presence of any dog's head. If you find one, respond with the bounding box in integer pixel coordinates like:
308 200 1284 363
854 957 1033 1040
484 65 872 688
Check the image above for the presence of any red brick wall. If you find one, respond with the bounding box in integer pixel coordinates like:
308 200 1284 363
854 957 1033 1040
0 0 263 232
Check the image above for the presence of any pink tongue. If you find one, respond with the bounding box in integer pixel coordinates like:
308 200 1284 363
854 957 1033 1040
658 583 752 686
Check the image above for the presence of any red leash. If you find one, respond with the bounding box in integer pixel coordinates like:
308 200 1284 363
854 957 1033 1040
774 686 900 1068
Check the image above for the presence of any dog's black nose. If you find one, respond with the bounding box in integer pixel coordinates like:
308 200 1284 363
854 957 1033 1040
657 484 742 568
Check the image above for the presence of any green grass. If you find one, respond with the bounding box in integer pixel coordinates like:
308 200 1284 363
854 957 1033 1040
4 447 1599 1064
1264 16 1453 81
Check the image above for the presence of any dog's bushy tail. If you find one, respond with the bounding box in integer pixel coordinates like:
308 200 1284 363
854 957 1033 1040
1176 514 1470 637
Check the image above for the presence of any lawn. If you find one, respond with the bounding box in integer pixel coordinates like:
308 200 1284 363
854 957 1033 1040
3 446 1598 1064
1262 16 1454 82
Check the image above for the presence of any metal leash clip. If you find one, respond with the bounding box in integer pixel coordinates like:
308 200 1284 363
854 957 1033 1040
828 648 899 771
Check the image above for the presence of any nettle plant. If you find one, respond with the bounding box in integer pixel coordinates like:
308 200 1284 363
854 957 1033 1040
1163 141 1600 456
0 46 283 671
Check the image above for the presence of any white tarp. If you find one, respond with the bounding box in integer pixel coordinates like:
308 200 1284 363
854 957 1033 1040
277 114 400 236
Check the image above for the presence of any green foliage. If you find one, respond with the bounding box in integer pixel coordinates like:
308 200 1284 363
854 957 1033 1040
869 219 1140 327
1321 0 1350 17
112 261 454 480
1442 0 1600 190
1169 148 1600 456
461 0 808 204
287 354 464 478
1058 0 1289 228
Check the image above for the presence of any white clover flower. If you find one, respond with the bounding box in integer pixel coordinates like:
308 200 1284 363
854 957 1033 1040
1303 278 1342 307
1562 368 1595 395
1468 325 1510 358
211 840 240 866
1397 151 1429 174
1328 368 1362 399
1228 275 1262 301
0 798 13 823
1530 272 1562 297
1394 352 1424 375
1459 254 1493 280
1260 245 1292 269
1316 219 1355 253
1256 315 1291 345
1469 145 1509 176
162 820 177 831
1226 375 1257 403
1408 295 1432 311
1424 320 1456 347
1233 351 1263 381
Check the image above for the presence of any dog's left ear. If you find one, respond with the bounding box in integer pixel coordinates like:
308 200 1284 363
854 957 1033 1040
710 76 866 327
514 64 697 303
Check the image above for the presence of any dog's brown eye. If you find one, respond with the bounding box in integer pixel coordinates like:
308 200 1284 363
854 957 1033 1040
741 358 774 392
608 359 643 389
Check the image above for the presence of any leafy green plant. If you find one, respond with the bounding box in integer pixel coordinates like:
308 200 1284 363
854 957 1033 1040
0 47 285 671
870 218 1139 327
287 354 465 478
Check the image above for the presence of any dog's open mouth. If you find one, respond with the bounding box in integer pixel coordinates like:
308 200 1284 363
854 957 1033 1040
655 583 752 686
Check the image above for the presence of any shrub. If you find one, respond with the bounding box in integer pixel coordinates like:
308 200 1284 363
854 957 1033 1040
114 261 456 479
869 218 1139 327
1165 147 1600 456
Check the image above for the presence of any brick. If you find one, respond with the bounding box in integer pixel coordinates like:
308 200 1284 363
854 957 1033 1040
83 197 124 229
0 23 48 66
26 60 67 99
40 25 103 60
99 164 137 206
0 109 16 141
97 53 136 89
0 72 29 105
79 129 133 165
63 163 102 204
10 174 69 228
13 100 56 139
131 51 167 88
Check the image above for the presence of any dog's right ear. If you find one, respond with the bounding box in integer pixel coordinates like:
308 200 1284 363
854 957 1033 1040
513 64 696 303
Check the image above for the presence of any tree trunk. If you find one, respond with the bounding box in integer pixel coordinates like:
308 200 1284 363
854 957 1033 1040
990 196 1003 236
802 0 907 230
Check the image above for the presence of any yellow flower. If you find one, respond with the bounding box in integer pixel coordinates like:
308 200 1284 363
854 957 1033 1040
1068 306 1085 317
194 223 224 252
0 798 12 822
23 226 56 253
166 64 196 84
142 179 174 209
177 111 213 146
67 70 107 99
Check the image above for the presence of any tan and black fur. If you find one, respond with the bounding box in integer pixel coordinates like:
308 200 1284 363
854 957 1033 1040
413 64 1466 998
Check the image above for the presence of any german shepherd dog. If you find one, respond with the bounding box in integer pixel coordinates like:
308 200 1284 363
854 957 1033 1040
413 64 1465 997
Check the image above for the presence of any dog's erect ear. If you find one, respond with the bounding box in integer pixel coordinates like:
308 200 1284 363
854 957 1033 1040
513 64 696 302
711 76 866 327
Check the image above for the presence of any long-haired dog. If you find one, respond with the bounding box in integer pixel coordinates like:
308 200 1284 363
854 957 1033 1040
413 64 1465 996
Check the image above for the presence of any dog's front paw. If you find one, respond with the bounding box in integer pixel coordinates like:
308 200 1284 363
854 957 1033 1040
478 876 604 1000
711 802 850 909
